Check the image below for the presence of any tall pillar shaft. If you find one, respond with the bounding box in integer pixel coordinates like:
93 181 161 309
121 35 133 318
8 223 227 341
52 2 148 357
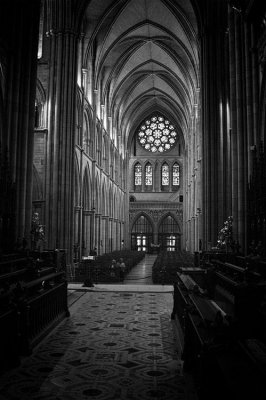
229 5 239 241
235 11 246 249
3 0 41 247
45 7 78 262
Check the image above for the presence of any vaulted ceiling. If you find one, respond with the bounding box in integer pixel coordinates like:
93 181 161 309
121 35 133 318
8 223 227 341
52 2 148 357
81 0 200 150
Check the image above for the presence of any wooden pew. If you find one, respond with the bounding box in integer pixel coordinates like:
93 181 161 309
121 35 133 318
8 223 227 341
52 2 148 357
0 253 69 372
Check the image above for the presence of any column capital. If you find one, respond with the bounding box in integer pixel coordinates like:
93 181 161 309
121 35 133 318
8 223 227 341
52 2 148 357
46 28 79 38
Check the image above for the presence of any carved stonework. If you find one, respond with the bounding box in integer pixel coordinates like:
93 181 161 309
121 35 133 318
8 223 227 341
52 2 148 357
129 209 138 222
146 209 165 222
129 206 183 224
0 146 16 252
258 26 266 69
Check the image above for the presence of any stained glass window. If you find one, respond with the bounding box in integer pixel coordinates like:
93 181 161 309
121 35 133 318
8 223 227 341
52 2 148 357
135 163 142 186
145 164 152 186
137 115 177 153
162 164 169 186
173 163 180 186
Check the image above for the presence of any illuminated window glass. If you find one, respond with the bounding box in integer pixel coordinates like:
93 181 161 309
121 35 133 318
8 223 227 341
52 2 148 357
135 163 142 186
137 115 177 153
162 164 169 186
145 164 152 186
173 163 180 186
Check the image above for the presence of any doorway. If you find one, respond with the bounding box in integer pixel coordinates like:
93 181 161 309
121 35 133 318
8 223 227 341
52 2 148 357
131 215 153 252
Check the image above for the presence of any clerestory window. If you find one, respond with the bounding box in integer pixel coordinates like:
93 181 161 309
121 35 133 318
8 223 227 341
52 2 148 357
134 163 142 189
161 163 169 190
145 163 153 191
172 163 180 189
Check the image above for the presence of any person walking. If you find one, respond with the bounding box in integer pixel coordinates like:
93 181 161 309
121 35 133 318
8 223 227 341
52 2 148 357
119 258 126 282
110 259 116 279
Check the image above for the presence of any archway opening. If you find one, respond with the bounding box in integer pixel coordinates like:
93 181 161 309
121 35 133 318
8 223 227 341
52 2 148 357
158 215 180 251
131 215 153 252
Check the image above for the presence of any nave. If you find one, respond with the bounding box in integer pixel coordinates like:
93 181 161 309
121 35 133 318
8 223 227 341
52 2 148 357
0 283 197 400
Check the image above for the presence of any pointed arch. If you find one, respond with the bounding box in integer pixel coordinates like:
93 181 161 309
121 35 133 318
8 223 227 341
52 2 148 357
134 161 142 191
74 153 80 207
83 164 91 211
161 161 170 191
35 79 46 128
158 213 181 251
109 184 113 218
131 212 154 253
144 161 153 191
95 171 101 213
172 162 180 190
101 179 108 216
84 105 93 157
32 164 43 201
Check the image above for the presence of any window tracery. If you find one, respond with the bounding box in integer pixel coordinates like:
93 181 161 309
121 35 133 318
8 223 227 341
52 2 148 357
173 163 180 186
134 163 142 186
162 164 169 186
137 115 177 153
145 164 153 186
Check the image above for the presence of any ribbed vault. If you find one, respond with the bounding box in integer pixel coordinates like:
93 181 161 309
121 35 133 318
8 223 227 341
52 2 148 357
80 0 199 154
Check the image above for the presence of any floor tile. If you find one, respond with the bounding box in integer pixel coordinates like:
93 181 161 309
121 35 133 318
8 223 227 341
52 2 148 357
0 289 197 400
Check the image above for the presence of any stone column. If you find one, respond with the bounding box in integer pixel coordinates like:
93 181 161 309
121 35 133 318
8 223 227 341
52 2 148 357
201 20 219 249
95 213 101 253
244 22 254 177
109 217 113 252
250 25 259 146
102 216 109 254
2 0 41 247
45 0 79 263
82 210 90 256
228 4 239 242
235 10 246 250
83 211 92 254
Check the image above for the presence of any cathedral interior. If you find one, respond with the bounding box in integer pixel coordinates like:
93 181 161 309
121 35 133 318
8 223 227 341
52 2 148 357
1 0 266 399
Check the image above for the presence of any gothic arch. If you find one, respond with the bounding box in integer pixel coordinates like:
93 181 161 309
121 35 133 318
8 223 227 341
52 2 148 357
0 61 4 145
35 79 46 128
260 64 266 145
76 91 82 145
84 105 93 157
132 160 143 190
113 187 118 219
83 165 91 211
115 150 119 182
32 165 43 201
144 160 154 189
130 212 155 252
161 161 170 189
157 211 181 232
117 191 122 220
74 153 80 207
109 185 113 218
130 211 156 233
101 179 108 215
157 212 182 250
95 172 101 213
110 145 115 179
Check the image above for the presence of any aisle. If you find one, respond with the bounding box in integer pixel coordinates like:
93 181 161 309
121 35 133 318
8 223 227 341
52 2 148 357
123 254 157 285
0 288 197 400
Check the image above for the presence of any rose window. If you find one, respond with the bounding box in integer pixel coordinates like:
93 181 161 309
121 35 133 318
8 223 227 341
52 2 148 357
137 115 177 153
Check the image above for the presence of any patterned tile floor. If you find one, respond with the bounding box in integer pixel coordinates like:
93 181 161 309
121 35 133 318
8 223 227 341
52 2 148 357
0 288 197 400
0 256 198 400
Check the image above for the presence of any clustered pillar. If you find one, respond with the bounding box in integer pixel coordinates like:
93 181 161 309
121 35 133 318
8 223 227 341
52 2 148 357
45 0 78 262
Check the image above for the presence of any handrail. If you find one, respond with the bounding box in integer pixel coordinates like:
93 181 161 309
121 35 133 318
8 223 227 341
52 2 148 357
24 271 64 289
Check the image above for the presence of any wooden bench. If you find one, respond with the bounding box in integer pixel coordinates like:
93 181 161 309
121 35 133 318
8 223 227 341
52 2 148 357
0 253 68 372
